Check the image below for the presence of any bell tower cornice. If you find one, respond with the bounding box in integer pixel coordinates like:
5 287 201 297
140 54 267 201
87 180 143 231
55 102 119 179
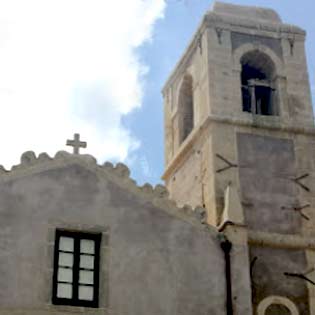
162 2 306 95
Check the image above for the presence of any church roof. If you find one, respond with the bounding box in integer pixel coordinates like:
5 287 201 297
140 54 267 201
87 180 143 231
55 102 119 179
0 150 214 234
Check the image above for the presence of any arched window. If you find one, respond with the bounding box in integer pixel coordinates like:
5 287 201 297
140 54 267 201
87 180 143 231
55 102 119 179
178 74 194 144
241 50 277 116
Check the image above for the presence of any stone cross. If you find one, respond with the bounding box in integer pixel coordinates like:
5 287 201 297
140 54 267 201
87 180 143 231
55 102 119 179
66 133 87 154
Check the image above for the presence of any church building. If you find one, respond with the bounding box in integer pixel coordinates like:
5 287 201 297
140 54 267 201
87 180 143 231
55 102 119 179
0 2 314 315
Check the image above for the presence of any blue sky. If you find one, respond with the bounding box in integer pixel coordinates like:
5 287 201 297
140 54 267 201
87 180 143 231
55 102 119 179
0 0 314 186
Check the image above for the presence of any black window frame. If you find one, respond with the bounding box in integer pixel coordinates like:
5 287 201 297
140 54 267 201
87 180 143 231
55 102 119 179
52 230 101 308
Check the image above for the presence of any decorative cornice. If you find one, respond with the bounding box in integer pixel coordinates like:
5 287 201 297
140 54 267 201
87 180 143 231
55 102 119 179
162 114 315 180
162 11 305 93
248 230 315 249
205 12 305 36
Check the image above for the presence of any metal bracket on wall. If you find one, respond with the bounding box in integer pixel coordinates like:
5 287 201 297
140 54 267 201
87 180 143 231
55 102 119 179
281 204 311 221
216 154 238 173
284 271 315 286
291 173 310 192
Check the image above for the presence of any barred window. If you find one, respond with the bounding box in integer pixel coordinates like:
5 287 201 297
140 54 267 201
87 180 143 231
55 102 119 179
52 230 101 308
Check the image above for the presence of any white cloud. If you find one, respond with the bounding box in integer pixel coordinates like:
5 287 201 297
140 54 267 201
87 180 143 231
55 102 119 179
0 0 165 168
139 155 152 178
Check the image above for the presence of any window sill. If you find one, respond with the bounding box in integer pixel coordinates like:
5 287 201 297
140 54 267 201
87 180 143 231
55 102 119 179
242 111 281 125
49 304 107 314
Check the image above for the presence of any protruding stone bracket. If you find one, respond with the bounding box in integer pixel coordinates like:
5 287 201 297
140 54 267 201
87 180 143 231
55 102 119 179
218 183 245 231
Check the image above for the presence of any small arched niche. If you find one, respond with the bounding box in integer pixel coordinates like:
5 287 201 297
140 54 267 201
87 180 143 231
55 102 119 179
240 50 278 116
257 296 299 315
178 74 194 144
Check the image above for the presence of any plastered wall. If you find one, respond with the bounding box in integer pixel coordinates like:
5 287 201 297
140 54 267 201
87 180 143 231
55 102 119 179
0 162 225 315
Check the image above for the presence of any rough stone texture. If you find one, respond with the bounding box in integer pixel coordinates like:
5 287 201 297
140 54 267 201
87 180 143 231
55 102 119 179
212 1 282 23
231 32 283 59
166 141 206 207
165 135 218 225
0 159 225 315
250 246 309 315
237 133 299 234
162 2 315 315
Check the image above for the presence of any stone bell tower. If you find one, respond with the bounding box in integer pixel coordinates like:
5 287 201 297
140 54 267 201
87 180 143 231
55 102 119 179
162 2 315 315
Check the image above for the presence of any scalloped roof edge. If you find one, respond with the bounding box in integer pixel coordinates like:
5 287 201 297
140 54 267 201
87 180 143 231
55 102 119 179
0 151 217 236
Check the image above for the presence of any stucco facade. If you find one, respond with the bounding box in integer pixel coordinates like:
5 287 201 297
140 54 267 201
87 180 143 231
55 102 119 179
0 152 226 315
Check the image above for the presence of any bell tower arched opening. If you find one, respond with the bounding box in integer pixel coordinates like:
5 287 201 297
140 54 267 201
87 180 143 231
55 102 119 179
241 50 277 116
178 74 194 144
